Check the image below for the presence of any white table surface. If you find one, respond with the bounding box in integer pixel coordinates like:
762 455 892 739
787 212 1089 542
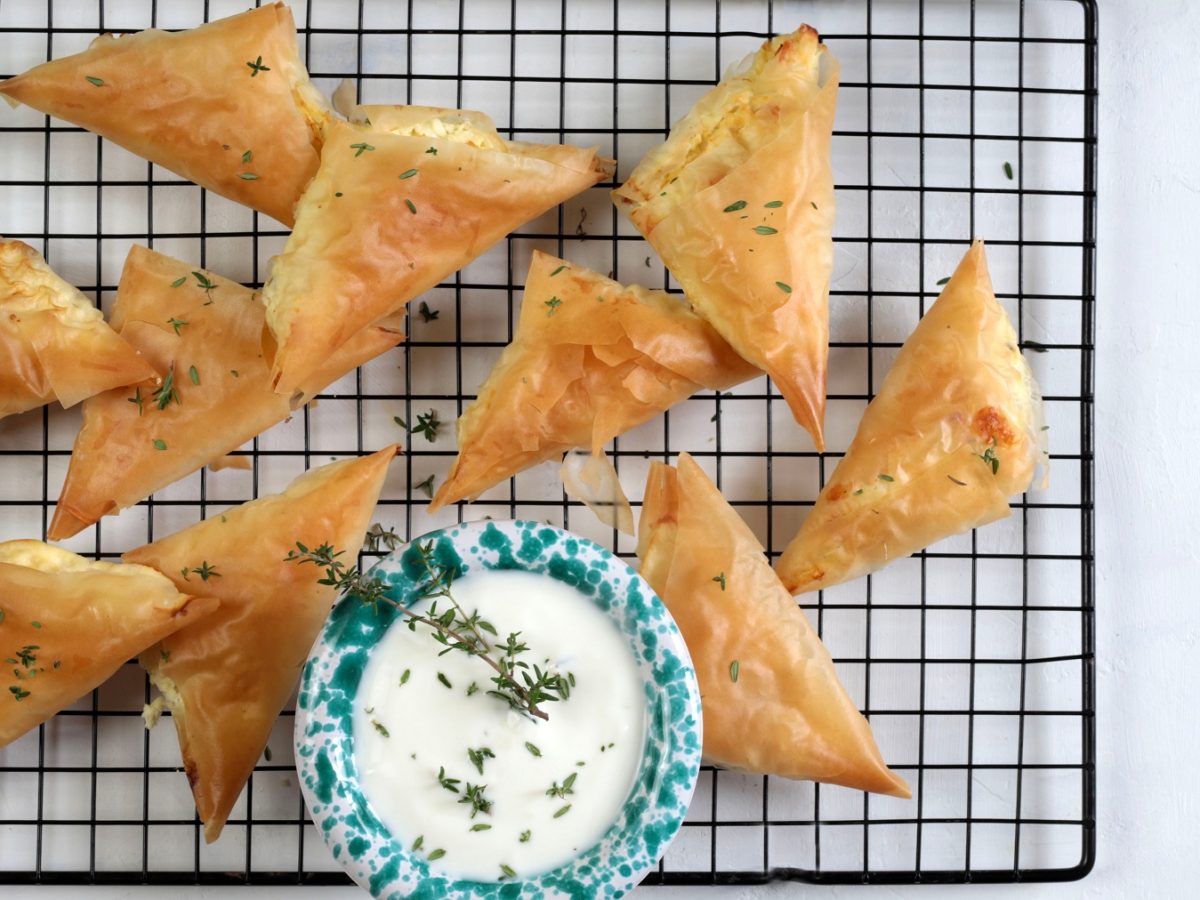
15 0 1197 896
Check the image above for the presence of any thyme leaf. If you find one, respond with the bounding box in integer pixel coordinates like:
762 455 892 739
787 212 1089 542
468 747 495 776
458 782 493 818
546 772 577 799
363 523 402 553
414 474 436 498
980 443 1001 475
192 271 216 299
411 409 441 442
437 766 461 794
153 365 180 410
182 561 220 582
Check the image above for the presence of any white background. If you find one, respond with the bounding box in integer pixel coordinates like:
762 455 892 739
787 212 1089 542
5 0 1197 896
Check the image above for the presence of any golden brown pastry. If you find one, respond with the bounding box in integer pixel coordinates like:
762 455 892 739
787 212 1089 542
126 446 398 843
776 240 1049 594
637 454 910 797
262 109 614 395
430 251 757 511
48 245 403 540
0 540 216 748
1 239 155 420
613 26 838 450
0 4 331 225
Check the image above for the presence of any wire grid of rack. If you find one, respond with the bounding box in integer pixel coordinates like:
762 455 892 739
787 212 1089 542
0 0 1096 889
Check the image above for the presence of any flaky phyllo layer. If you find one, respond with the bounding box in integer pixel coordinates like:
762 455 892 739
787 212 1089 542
1 239 155 419
614 25 838 449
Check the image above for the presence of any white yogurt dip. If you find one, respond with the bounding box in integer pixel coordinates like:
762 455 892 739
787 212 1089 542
354 569 647 883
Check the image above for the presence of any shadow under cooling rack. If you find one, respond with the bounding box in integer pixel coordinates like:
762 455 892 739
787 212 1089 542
0 0 1096 888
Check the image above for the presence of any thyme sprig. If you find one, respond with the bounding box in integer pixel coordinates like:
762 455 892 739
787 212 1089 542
468 746 495 775
153 365 181 410
363 523 402 554
181 561 220 582
284 540 574 721
459 782 493 818
411 409 441 442
546 772 577 799
191 271 216 300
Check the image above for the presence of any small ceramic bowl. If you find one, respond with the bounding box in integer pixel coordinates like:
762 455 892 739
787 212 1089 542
294 519 702 899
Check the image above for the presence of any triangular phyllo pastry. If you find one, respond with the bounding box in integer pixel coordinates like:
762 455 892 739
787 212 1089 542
776 240 1049 594
430 251 757 511
0 540 216 748
125 446 398 842
0 4 331 225
613 25 838 449
49 246 402 540
1 239 155 420
262 108 614 395
637 454 910 797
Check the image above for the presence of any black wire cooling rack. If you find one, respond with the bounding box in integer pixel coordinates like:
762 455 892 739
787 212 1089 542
0 0 1096 889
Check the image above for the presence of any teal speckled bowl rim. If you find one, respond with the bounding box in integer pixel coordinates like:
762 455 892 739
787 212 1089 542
294 519 702 899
